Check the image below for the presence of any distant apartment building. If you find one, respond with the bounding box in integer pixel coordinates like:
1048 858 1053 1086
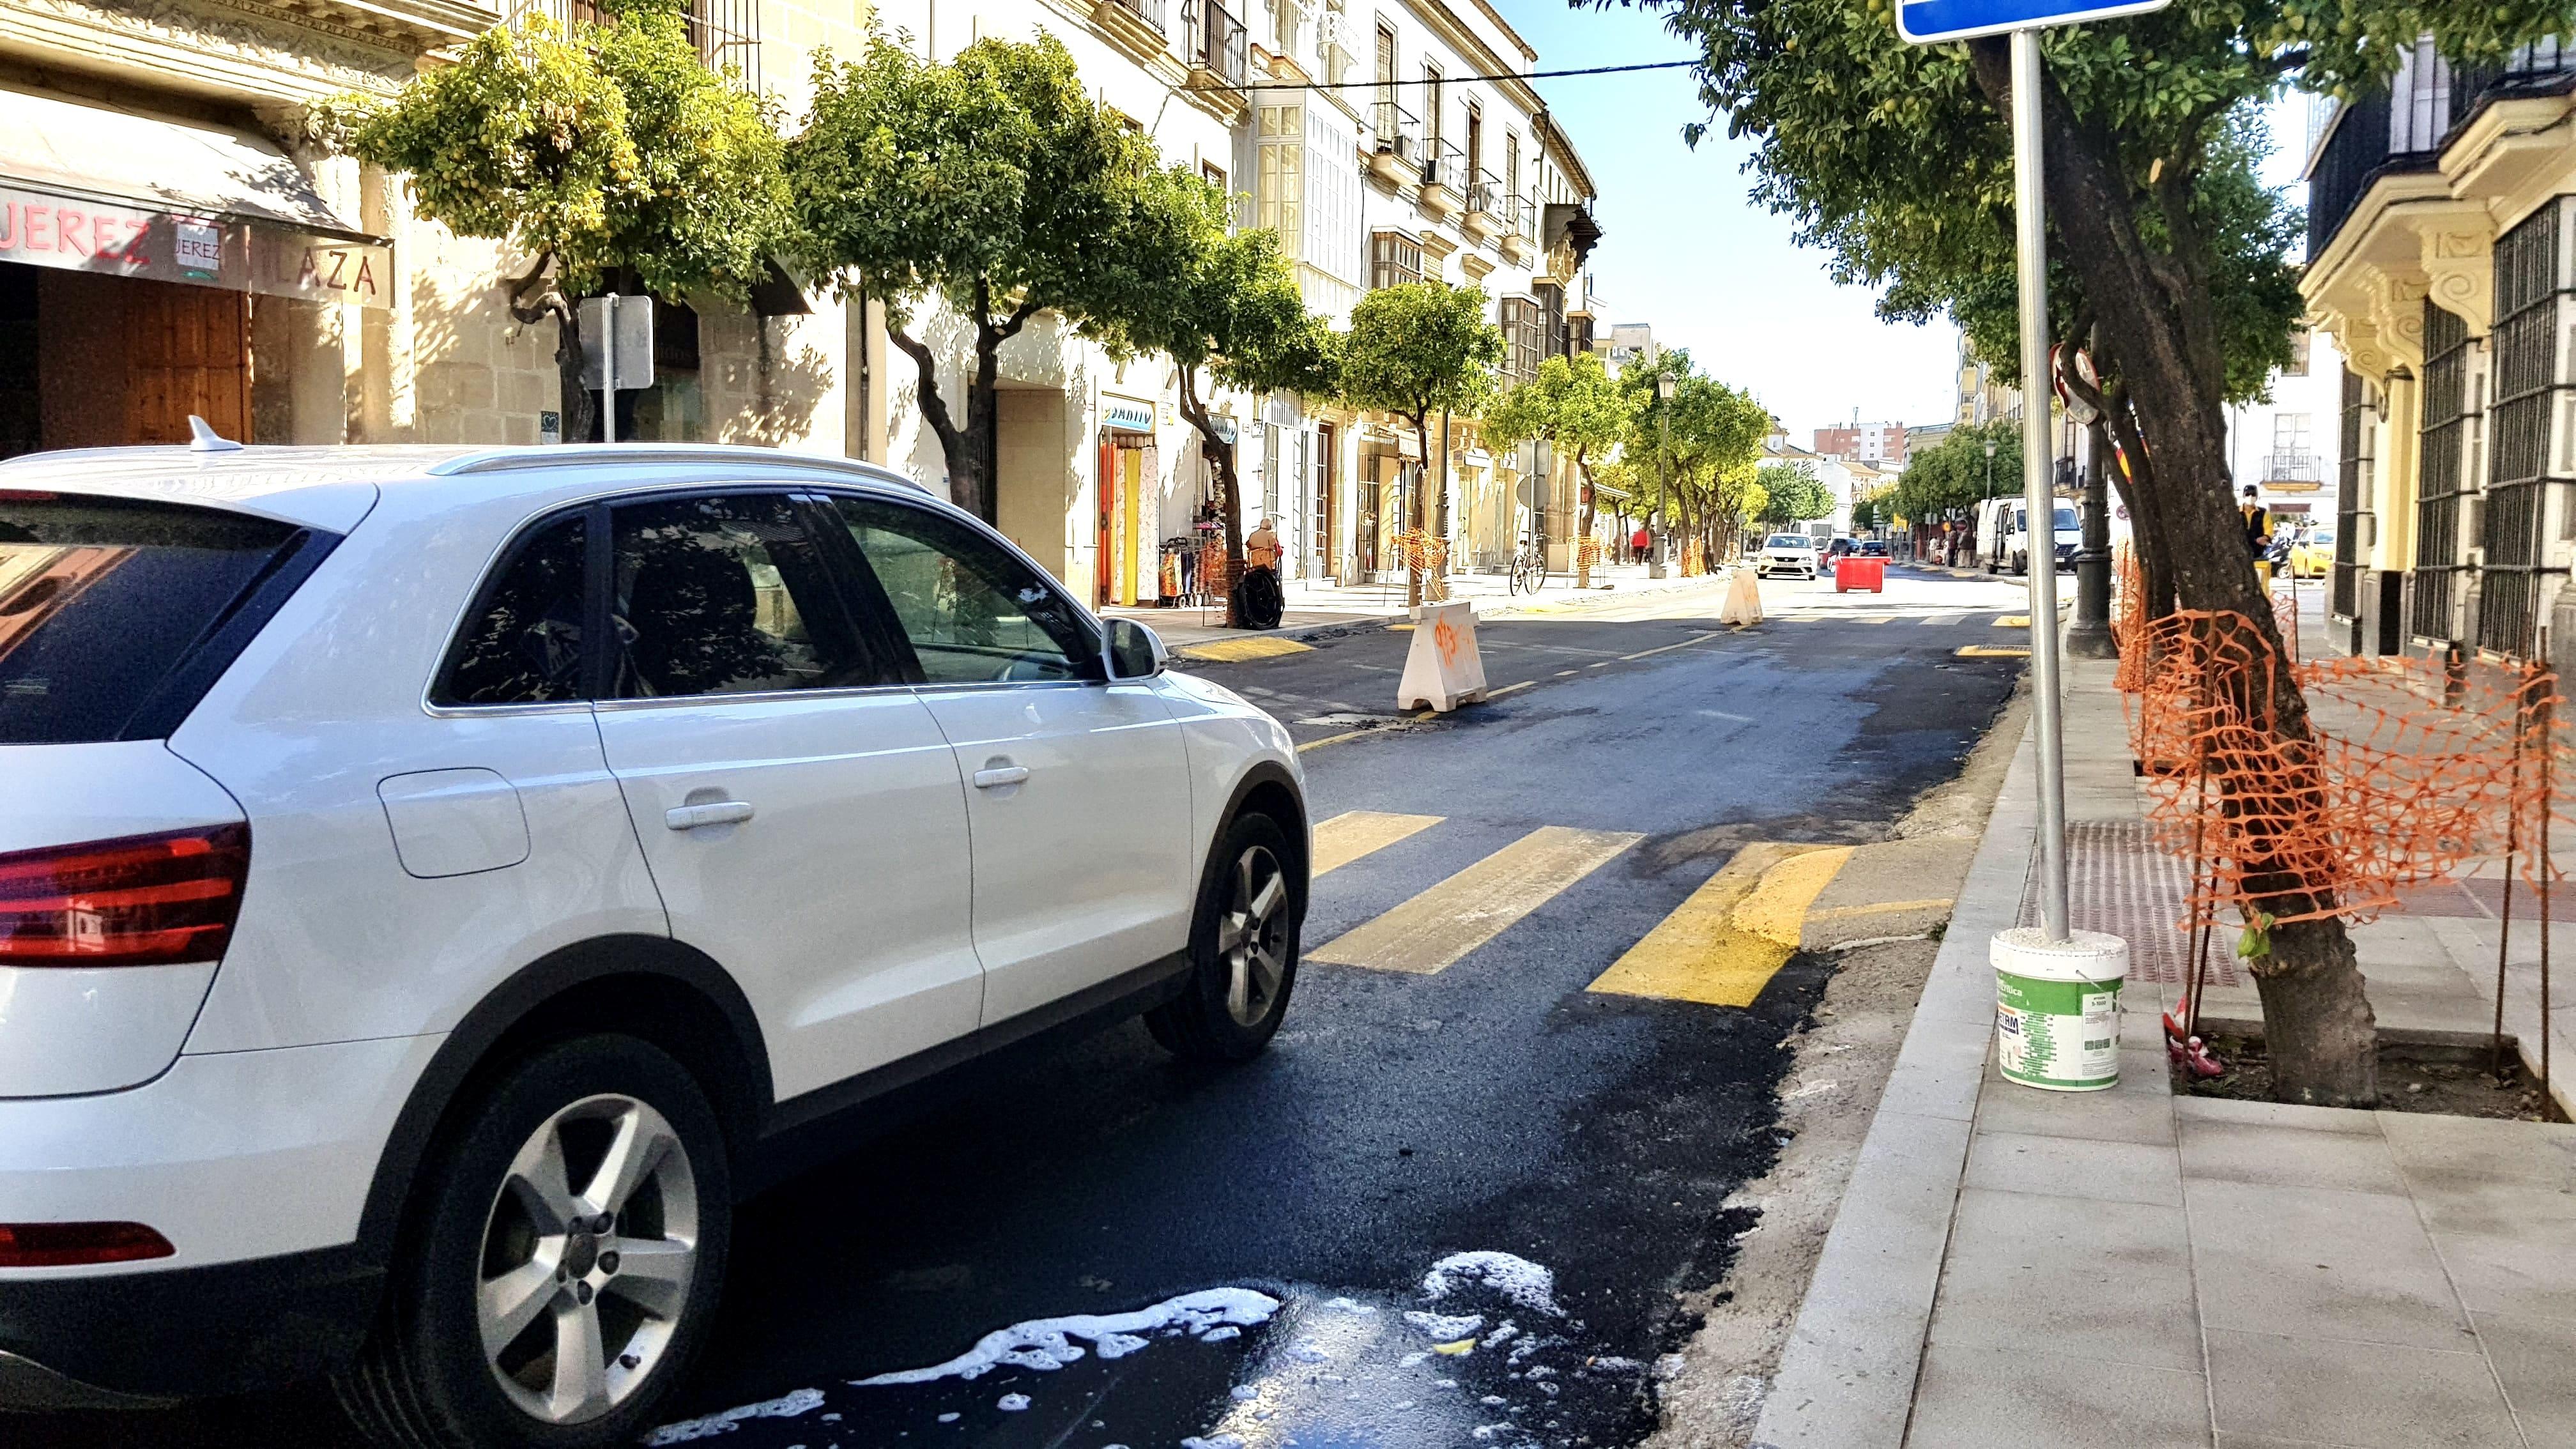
1814 413 1907 467
2224 326 2345 527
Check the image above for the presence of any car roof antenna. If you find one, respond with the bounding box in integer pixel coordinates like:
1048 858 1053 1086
188 416 245 453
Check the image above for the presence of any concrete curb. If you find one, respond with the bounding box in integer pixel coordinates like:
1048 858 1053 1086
1748 717 2041 1448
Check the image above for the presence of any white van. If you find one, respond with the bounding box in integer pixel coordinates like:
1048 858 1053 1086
1971 496 2081 574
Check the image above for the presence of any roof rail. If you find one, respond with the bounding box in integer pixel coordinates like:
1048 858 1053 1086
438 447 929 493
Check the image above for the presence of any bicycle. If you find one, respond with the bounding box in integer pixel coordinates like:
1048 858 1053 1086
1508 534 1549 595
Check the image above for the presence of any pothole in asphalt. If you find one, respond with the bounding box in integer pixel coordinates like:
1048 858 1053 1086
647 1253 1655 1448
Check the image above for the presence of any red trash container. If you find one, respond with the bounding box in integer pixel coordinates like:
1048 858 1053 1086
1836 556 1886 593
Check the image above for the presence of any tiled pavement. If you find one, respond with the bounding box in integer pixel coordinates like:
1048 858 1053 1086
1753 652 2576 1449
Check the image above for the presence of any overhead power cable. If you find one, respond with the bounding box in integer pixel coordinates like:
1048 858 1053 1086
1243 59 1699 91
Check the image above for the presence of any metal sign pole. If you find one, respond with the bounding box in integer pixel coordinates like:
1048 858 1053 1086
600 294 618 445
2012 26 2071 941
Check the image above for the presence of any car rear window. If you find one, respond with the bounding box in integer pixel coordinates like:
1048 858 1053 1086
0 494 312 744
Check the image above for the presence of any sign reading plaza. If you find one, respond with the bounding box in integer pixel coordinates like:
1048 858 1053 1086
1897 0 2168 41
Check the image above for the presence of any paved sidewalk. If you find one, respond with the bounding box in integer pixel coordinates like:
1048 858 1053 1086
1752 651 2576 1449
1100 560 1726 652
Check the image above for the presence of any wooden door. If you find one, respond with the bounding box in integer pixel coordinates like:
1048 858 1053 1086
126 281 250 445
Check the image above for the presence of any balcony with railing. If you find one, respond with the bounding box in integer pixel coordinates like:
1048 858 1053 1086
1094 0 1169 45
2262 450 2326 486
1499 190 1538 264
1368 100 1422 189
2310 38 2576 261
1461 169 1504 245
510 0 760 88
1417 139 1466 222
1182 0 1247 86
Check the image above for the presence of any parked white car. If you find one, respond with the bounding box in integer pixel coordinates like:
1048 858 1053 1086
1755 532 1820 579
0 440 1308 1445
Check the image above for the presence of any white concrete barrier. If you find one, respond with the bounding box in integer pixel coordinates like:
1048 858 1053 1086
1396 601 1489 713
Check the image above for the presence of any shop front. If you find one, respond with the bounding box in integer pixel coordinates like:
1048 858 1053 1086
0 83 390 460
1096 398 1159 608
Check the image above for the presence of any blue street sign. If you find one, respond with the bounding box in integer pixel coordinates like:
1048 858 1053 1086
1897 0 2166 43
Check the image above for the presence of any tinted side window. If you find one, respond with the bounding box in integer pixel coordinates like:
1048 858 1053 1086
611 493 871 699
0 496 304 743
433 513 589 707
830 497 1096 685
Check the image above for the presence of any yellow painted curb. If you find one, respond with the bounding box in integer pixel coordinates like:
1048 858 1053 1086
1179 636 1315 663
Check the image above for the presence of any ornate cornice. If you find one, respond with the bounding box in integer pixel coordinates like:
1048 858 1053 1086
2418 220 2496 335
2368 273 2431 372
3 0 419 102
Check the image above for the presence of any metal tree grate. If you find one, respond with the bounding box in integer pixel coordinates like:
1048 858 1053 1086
2019 821 2239 988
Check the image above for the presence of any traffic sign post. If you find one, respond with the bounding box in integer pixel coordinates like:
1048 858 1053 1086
577 294 655 444
1898 0 2169 944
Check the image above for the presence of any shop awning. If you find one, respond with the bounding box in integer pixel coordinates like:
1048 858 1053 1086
0 83 392 308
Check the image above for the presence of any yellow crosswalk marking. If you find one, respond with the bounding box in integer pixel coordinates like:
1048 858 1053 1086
1956 644 2032 658
1587 843 1853 1006
1180 636 1314 662
1310 825 1643 974
1311 811 1443 877
1853 614 1897 624
1994 615 2031 627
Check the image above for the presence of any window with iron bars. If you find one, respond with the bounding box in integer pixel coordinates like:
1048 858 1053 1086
1370 231 1422 291
2412 297 2474 643
2334 365 2367 620
2477 198 2569 656
511 0 759 89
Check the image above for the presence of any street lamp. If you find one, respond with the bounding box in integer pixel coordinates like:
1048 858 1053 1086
1650 371 1677 579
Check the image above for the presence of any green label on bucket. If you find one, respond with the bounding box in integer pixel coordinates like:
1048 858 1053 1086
1995 969 2120 1090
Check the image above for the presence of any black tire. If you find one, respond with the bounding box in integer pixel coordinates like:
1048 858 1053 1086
1146 811 1303 1062
1239 567 1285 629
337 1035 732 1449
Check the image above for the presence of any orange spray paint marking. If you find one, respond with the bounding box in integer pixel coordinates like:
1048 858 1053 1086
1434 616 1461 666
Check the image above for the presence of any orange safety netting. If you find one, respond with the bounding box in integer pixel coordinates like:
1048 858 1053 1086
2111 551 2568 932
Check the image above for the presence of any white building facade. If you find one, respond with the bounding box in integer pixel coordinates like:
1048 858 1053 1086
2223 326 2347 531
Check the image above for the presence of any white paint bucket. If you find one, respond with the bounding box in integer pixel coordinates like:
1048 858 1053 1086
1991 927 2130 1091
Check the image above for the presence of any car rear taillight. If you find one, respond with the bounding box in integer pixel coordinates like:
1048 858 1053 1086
0 824 249 967
0 1222 175 1268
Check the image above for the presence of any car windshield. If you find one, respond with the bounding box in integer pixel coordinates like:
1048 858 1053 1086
2053 505 2078 531
1767 535 1811 549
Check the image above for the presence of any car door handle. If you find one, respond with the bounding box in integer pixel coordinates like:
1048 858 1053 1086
972 765 1031 790
665 801 755 831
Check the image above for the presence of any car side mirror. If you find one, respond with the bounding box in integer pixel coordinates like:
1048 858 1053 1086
1106 618 1167 678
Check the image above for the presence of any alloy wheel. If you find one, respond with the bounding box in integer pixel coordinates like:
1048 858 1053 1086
476 1093 700 1425
1217 843 1291 1027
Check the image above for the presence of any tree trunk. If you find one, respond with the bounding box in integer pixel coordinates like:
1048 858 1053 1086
1574 448 1595 588
1179 372 1250 629
552 306 594 446
887 321 979 516
1967 38 2375 1106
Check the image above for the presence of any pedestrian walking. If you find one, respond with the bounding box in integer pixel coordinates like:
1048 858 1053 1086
1630 523 1652 565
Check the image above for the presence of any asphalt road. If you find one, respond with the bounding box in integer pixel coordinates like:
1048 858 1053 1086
19 567 2032 1449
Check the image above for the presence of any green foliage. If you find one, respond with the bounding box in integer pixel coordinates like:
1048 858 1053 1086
1340 282 1506 430
1635 0 2546 421
1484 352 1639 479
785 30 1158 332
1888 419 2021 525
1108 165 1337 401
1618 348 1771 533
315 0 786 303
1906 112 2301 406
1754 460 1836 524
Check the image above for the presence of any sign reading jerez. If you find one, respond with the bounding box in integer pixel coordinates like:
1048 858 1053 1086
1896 0 2166 43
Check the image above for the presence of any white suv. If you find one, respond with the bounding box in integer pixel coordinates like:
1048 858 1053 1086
0 441 1307 1445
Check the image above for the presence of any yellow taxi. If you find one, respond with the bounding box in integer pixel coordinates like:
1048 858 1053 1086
2286 525 2335 578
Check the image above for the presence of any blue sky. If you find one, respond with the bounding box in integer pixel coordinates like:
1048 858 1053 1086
1490 3 2315 446
1493 0 1965 442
